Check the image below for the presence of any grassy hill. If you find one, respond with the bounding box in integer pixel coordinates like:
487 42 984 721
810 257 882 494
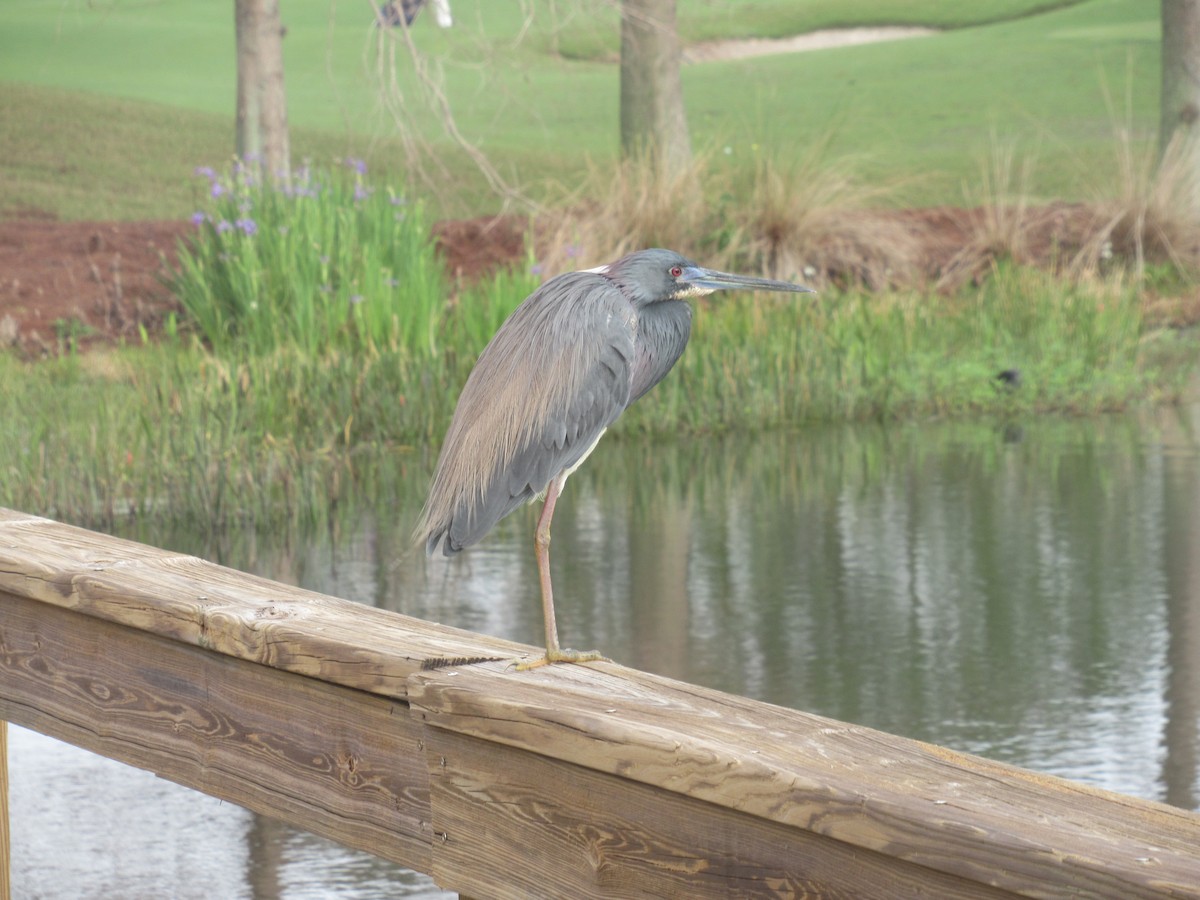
0 0 1160 220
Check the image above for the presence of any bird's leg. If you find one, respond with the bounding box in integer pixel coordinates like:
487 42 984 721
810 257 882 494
535 472 564 654
516 473 604 670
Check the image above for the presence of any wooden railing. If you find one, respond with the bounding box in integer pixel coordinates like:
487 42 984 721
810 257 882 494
1 506 1198 897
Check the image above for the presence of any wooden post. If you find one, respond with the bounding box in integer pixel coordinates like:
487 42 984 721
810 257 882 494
0 719 9 900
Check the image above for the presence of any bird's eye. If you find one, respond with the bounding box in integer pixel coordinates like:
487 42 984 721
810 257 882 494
670 265 683 278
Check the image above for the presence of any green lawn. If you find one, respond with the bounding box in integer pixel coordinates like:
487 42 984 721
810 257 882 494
0 0 1160 220
554 0 1091 58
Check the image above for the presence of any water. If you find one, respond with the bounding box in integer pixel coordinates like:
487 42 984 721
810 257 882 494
12 404 1200 897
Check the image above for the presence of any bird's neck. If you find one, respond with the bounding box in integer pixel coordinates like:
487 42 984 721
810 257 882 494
629 300 693 405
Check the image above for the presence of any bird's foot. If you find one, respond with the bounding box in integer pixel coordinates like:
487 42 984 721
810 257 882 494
514 648 606 670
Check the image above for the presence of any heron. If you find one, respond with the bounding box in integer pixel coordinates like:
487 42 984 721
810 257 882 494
416 248 813 667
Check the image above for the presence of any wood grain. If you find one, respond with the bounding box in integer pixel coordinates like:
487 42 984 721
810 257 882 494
425 727 1015 899
0 591 433 871
0 509 523 697
0 719 8 900
410 662 1200 897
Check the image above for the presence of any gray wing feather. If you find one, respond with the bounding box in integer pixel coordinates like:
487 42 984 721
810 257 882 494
418 273 637 555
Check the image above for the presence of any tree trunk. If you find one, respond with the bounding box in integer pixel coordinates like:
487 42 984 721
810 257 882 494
235 0 263 165
235 0 290 180
619 0 691 171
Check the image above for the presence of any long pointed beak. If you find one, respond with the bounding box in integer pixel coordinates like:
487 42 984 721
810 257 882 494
679 265 815 295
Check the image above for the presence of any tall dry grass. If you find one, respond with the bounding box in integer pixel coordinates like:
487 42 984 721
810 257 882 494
1073 128 1200 278
937 139 1038 289
941 117 1200 287
536 148 716 274
535 121 1200 297
732 145 922 289
537 141 920 289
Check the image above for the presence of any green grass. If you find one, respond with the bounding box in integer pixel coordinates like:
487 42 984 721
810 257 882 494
0 0 1186 528
0 0 1160 220
552 0 1089 59
2 262 1193 527
170 162 448 355
627 264 1189 431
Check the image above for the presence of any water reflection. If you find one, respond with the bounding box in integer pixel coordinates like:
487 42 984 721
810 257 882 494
13 405 1200 897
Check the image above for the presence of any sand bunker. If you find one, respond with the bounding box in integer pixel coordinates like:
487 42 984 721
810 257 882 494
685 26 937 63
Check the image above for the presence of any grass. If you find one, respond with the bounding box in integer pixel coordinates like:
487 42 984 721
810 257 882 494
170 161 447 355
0 0 1191 528
536 119 1200 294
628 264 1184 431
0 82 440 221
2 258 1192 527
0 0 1161 220
550 0 1089 60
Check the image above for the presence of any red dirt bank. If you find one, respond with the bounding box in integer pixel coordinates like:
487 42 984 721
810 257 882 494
0 208 1195 356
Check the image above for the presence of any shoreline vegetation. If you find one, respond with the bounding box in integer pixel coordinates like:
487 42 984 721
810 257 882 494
2 0 1194 528
3 152 1197 530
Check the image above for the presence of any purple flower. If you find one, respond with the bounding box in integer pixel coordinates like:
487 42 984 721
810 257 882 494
236 218 258 236
349 294 364 305
354 184 372 202
194 166 216 180
346 157 367 175
216 220 233 234
389 194 406 206
190 211 207 226
565 243 581 258
211 182 226 198
531 263 544 275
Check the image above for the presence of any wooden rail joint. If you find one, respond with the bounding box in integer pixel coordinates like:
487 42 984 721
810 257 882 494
1 507 1199 898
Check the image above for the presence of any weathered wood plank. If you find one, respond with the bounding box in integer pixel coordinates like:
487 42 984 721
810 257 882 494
425 727 1013 899
0 719 8 900
0 591 433 871
410 663 1200 897
0 510 524 697
5 507 1200 897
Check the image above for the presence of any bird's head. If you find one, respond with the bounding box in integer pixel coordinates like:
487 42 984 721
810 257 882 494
597 248 814 308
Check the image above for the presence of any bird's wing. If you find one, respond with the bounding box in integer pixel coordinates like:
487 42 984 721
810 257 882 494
420 273 637 555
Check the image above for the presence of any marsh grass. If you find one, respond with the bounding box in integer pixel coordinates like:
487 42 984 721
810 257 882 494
6 257 1184 528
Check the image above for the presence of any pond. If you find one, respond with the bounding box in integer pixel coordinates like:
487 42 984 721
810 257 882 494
12 401 1200 897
